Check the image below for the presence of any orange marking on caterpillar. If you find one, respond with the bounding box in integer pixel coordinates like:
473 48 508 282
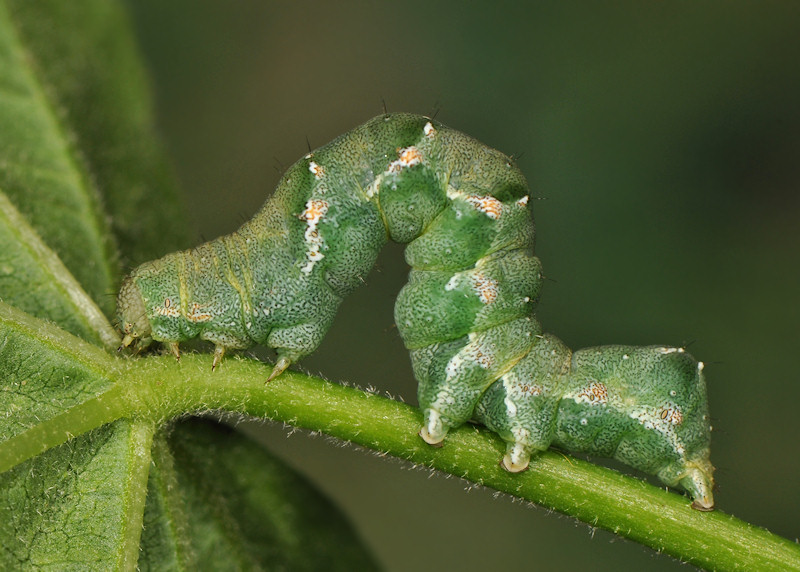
301 199 328 223
660 405 684 425
467 344 494 369
388 146 423 172
576 381 609 405
154 298 181 318
465 195 503 220
509 379 543 397
471 273 499 304
187 302 213 322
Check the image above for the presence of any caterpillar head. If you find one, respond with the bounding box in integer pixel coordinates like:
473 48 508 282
116 275 153 351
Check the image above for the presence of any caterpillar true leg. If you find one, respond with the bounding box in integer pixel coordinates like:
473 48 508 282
118 335 134 352
267 355 292 383
211 345 225 371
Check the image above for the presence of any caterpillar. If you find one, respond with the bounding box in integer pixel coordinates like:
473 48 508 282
117 113 715 510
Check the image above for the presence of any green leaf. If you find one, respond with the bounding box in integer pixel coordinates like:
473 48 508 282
0 1 116 313
0 0 192 304
139 430 197 570
0 419 154 570
140 419 379 571
0 302 379 570
0 300 125 472
0 191 119 347
0 2 381 568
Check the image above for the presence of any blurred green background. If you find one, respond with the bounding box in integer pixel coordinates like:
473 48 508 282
125 2 799 570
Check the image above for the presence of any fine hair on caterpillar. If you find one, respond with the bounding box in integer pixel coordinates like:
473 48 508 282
117 113 715 510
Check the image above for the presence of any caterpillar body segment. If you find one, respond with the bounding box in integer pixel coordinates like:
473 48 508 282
116 113 714 509
474 343 714 510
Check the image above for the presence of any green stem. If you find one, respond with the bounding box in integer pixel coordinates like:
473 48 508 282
137 355 800 570
116 419 156 571
3 353 799 570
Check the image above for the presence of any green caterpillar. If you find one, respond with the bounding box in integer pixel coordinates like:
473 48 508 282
117 113 715 510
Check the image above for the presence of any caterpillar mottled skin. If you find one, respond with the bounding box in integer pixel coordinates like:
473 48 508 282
117 113 714 510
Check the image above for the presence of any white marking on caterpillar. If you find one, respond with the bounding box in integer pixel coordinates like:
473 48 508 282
504 395 518 417
300 199 329 274
433 390 456 408
444 353 463 380
444 275 459 291
364 177 380 199
516 195 529 207
657 347 685 354
423 122 436 138
308 161 325 179
445 186 461 201
629 402 686 454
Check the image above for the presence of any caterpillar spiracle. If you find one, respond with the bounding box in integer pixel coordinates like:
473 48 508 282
117 113 715 510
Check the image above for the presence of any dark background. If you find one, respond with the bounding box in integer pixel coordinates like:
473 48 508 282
125 2 800 570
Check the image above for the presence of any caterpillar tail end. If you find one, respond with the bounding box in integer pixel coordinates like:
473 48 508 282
267 356 292 384
671 458 715 511
501 442 531 473
419 409 447 447
684 462 715 511
691 495 715 512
